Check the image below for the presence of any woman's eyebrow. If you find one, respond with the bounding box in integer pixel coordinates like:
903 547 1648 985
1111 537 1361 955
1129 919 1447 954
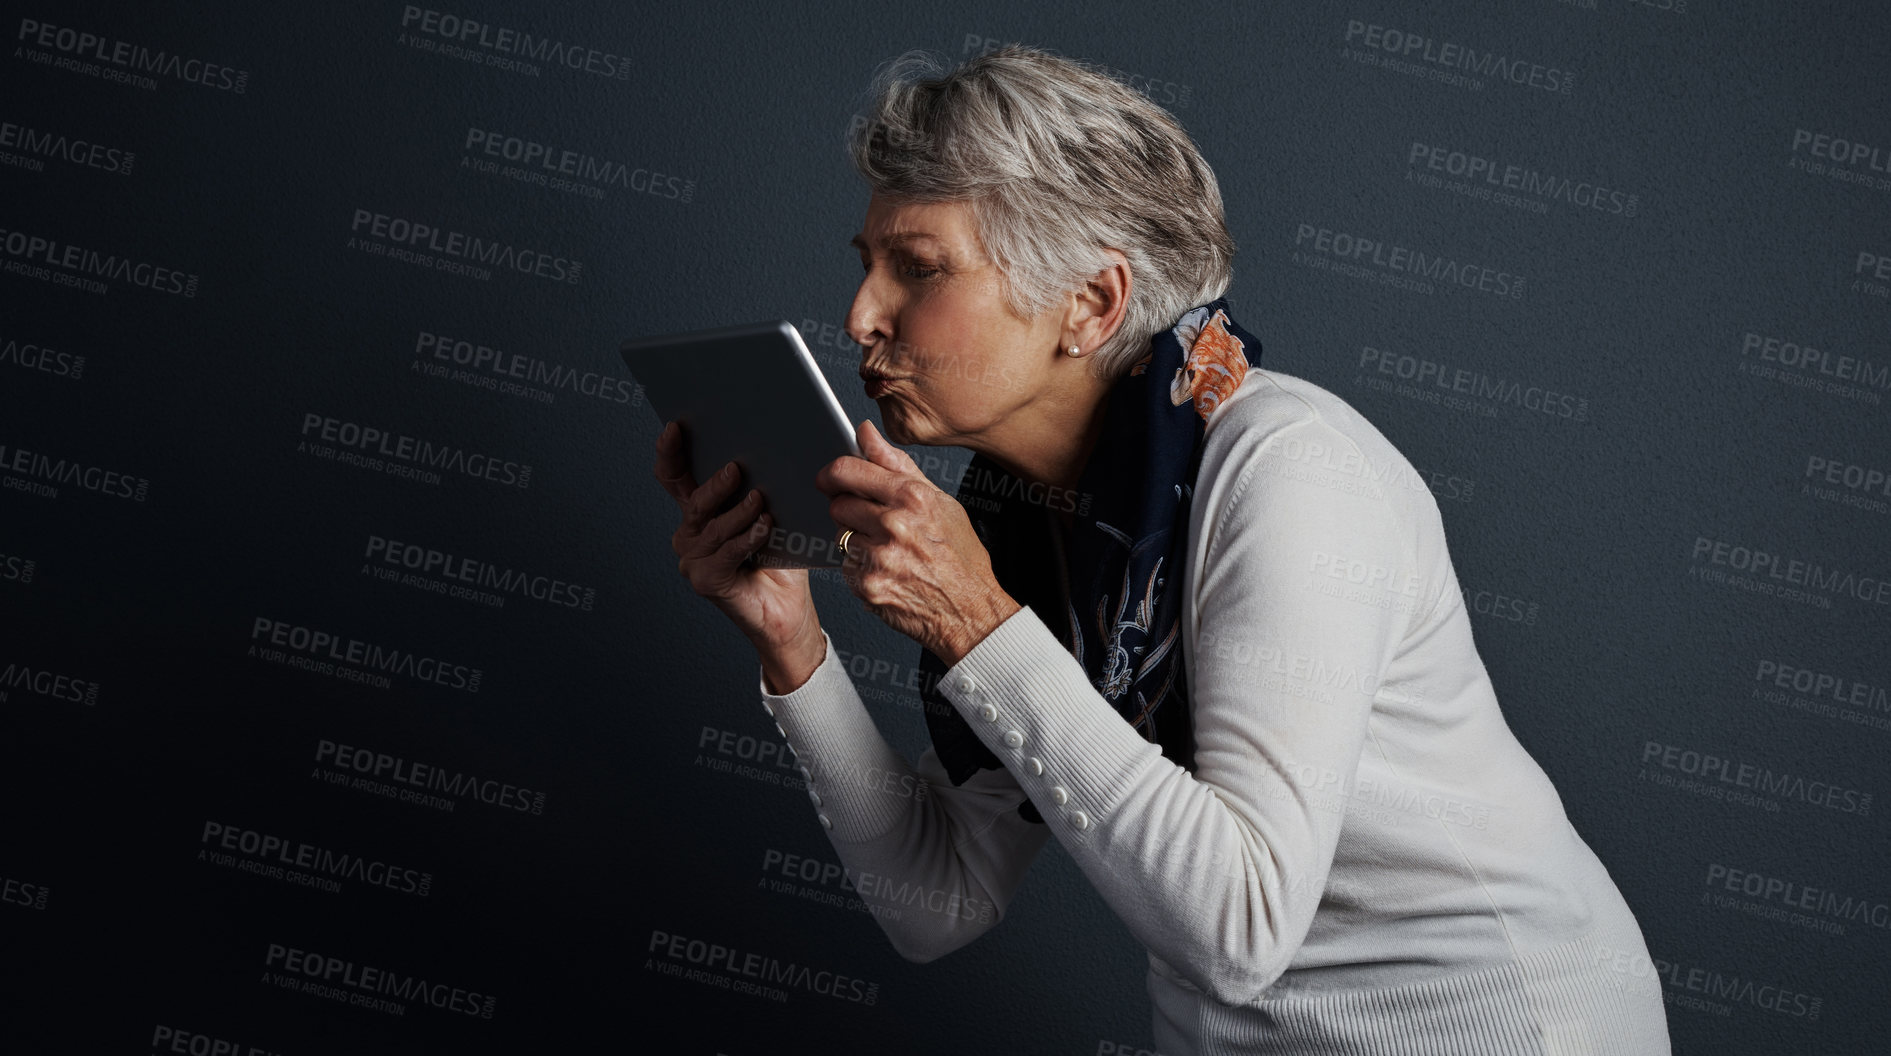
849 232 943 251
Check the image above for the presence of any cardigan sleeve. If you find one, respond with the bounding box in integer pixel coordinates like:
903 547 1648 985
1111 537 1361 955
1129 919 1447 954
928 422 1419 1006
758 631 1053 962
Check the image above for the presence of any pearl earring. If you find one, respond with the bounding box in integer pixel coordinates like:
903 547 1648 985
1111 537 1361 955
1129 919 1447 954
1066 344 1081 357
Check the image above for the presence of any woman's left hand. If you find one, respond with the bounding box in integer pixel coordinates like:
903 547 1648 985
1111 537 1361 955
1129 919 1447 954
817 420 1021 666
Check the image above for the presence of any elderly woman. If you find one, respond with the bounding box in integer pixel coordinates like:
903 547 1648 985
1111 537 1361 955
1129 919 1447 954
654 45 1670 1056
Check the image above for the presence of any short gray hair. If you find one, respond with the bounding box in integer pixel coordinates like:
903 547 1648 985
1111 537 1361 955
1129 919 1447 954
845 45 1236 380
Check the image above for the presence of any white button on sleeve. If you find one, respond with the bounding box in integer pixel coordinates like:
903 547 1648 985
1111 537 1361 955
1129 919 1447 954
957 674 977 693
1071 811 1090 830
809 790 823 808
1028 756 1044 776
761 700 775 717
1003 730 1024 749
1050 786 1069 805
818 813 832 829
978 703 998 723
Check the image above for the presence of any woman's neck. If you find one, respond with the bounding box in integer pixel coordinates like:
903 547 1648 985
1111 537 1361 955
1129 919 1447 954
974 377 1113 494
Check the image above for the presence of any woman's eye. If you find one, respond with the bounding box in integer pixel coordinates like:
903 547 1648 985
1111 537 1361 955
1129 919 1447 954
902 263 940 280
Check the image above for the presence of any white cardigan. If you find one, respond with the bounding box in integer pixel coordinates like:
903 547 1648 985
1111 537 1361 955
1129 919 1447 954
759 369 1672 1055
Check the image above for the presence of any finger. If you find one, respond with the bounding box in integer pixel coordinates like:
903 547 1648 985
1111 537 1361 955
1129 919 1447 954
681 461 745 530
692 510 771 586
705 512 774 579
683 511 771 594
816 452 910 506
653 421 698 502
690 488 766 558
827 493 890 538
858 419 917 474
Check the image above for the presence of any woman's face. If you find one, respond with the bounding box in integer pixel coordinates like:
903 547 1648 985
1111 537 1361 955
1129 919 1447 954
845 193 1066 449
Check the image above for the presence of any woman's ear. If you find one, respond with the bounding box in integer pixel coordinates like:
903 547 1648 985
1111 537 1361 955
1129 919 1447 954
1065 249 1132 361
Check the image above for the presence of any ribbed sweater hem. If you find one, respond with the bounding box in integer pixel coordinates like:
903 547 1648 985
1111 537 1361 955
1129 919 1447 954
1150 926 1671 1055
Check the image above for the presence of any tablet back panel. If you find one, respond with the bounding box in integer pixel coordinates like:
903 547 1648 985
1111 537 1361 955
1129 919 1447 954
621 320 861 568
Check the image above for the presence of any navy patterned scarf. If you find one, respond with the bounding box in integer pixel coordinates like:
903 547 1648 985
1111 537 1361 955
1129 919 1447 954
915 297 1264 823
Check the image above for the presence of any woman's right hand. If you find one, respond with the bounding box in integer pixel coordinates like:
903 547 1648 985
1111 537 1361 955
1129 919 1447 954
654 421 825 691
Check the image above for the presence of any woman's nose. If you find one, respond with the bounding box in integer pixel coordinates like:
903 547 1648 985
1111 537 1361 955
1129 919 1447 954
844 288 886 350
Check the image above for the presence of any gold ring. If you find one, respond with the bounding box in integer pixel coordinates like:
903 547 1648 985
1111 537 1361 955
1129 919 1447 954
836 528 855 557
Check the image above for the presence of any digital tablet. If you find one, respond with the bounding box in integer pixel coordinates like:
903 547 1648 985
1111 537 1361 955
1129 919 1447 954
620 320 863 569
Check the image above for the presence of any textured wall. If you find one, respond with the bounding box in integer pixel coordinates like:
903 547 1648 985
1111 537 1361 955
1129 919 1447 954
3 1 1886 1052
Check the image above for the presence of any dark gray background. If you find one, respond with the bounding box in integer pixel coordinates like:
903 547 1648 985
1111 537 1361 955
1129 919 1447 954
2 1 1886 1052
